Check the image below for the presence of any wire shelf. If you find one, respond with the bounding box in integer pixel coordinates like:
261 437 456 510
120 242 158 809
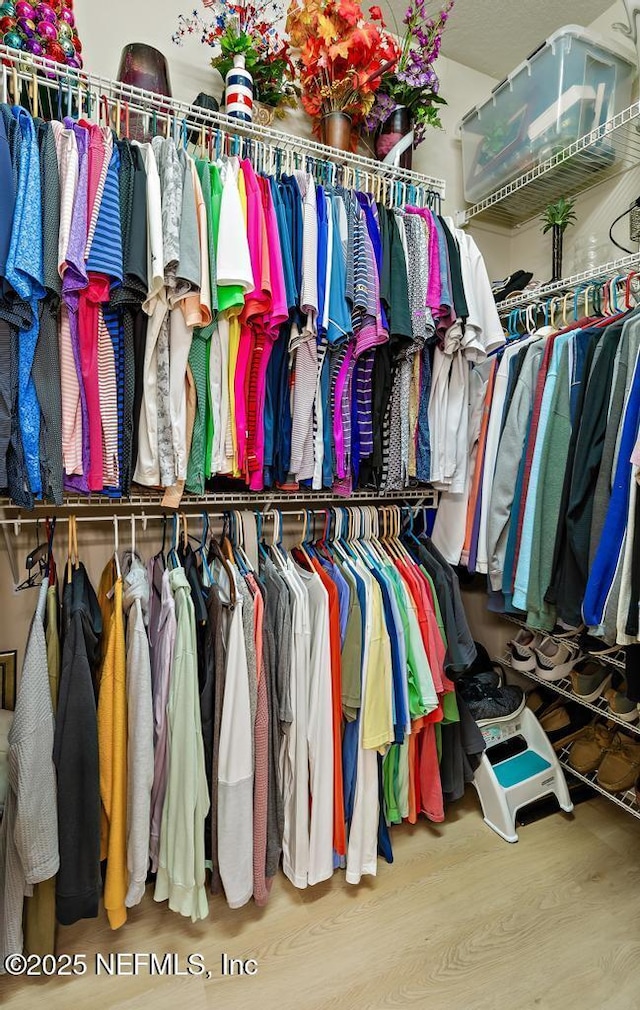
0 487 438 516
495 252 640 314
557 746 640 821
457 100 640 227
0 44 445 203
500 613 626 673
500 653 639 737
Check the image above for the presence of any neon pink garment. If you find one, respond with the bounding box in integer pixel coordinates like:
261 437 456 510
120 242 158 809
235 161 269 475
248 177 288 490
78 272 110 490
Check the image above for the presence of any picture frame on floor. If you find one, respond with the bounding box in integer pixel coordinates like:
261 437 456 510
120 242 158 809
0 650 17 712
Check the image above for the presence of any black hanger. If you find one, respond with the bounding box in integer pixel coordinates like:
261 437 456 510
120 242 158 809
16 519 50 591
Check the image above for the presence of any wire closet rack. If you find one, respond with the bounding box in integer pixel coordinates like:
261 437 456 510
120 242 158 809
495 251 640 315
0 487 439 517
456 100 640 227
0 44 446 208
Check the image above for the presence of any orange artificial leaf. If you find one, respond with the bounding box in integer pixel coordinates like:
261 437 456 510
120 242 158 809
317 12 339 42
329 39 351 59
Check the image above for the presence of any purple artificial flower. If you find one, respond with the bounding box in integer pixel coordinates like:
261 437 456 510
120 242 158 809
365 91 399 131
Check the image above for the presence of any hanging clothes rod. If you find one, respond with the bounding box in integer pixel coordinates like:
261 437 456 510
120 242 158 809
0 489 438 512
496 251 640 314
0 44 446 203
0 504 425 534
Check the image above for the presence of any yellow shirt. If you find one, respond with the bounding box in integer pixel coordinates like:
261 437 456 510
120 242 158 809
97 562 128 929
361 575 394 752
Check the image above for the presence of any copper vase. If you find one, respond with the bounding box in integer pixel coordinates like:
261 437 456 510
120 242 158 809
321 112 353 152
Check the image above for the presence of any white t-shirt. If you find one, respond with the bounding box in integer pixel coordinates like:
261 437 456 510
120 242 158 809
216 157 253 291
293 560 334 886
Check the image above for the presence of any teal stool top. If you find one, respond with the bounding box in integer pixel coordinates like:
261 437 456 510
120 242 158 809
493 751 552 789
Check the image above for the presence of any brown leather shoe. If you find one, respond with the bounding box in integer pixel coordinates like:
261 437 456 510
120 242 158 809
567 722 616 774
596 733 640 793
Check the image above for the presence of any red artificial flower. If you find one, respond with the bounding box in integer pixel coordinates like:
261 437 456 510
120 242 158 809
338 0 361 26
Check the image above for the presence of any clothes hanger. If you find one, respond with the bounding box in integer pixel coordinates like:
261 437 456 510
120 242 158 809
66 515 79 584
207 517 238 606
625 270 640 309
46 517 57 586
234 509 254 574
197 511 214 587
255 510 269 563
268 508 289 571
113 516 122 580
313 508 334 564
292 510 314 570
329 507 353 565
16 518 50 591
167 513 180 570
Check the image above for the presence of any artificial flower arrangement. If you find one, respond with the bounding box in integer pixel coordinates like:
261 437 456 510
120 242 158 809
173 0 299 115
286 0 401 148
367 0 454 150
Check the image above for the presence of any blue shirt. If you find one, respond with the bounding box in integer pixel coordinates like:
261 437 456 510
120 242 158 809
87 145 123 285
6 107 45 496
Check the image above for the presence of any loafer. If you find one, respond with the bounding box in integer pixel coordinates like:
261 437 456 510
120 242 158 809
567 722 616 774
509 628 544 672
596 733 640 793
526 689 549 716
540 704 593 752
604 684 640 723
570 660 612 702
535 638 582 682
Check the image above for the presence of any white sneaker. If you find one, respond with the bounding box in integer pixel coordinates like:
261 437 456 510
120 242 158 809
534 637 582 682
509 628 544 672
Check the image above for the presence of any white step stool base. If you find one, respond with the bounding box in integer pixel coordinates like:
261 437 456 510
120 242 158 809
473 705 573 843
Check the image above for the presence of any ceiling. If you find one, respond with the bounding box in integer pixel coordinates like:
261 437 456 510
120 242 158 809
381 0 620 79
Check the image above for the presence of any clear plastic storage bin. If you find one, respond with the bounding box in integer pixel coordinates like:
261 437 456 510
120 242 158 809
460 25 636 204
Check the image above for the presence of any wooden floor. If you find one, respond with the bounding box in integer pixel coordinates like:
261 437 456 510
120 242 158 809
3 793 640 1010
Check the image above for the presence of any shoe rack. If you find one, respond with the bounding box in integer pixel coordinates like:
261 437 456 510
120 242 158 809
555 745 640 822
498 617 640 820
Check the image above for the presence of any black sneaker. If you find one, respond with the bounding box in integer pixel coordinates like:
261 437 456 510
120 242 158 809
458 674 525 724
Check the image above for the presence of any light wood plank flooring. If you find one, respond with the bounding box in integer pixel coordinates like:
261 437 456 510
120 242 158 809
3 793 640 1010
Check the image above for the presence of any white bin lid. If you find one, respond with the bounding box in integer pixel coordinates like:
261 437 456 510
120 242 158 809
459 23 636 128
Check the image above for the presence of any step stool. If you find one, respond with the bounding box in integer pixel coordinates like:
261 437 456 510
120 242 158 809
473 705 573 843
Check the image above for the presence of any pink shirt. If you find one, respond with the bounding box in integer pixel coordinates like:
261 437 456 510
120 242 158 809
236 161 270 476
248 178 288 490
78 273 110 490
